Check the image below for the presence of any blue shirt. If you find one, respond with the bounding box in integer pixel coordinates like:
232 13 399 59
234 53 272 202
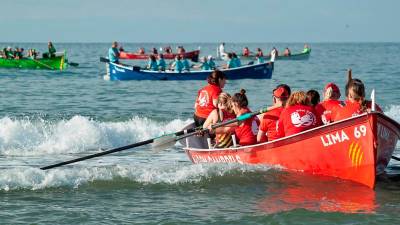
108 47 119 63
234 57 241 67
182 59 190 71
201 62 211 70
157 58 166 70
257 57 265 64
174 60 184 72
208 60 216 69
227 59 236 68
147 60 158 71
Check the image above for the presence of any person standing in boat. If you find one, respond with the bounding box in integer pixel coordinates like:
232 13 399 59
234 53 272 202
211 89 258 146
315 83 343 124
146 55 158 71
203 92 236 148
194 70 227 127
43 41 56 58
276 91 320 138
171 55 184 72
333 73 382 122
157 54 166 71
108 41 120 64
257 86 289 143
218 42 226 58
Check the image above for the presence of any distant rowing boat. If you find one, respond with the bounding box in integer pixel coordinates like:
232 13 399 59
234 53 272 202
102 58 273 81
0 52 67 70
119 50 200 62
241 49 311 61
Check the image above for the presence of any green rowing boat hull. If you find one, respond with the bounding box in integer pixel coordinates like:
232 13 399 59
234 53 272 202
0 54 67 70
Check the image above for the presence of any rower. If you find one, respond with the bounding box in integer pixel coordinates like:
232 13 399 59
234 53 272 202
194 70 227 127
303 44 310 53
283 47 291 56
193 56 210 70
256 48 263 57
146 55 158 71
108 41 120 64
257 86 289 143
225 53 236 69
242 47 250 56
157 54 166 71
232 52 241 67
306 89 320 107
208 55 216 69
182 55 191 71
138 47 145 54
171 55 184 72
315 83 343 124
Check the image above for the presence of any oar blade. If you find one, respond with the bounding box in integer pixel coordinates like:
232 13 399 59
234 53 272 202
151 134 177 152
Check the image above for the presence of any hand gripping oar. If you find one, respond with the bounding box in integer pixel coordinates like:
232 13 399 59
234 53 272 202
40 128 195 170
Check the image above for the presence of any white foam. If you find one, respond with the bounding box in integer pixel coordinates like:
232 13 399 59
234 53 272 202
0 115 192 156
385 105 400 123
0 163 271 191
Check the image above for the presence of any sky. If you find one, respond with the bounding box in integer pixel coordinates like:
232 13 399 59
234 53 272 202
0 0 399 43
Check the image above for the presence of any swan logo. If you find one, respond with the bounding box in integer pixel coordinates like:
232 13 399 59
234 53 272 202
198 90 209 107
290 111 316 127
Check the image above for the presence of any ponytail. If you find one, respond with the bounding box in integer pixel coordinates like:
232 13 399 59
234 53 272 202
232 89 248 108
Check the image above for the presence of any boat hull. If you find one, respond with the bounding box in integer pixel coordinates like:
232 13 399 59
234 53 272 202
119 50 200 62
104 61 273 81
0 54 67 70
241 50 311 61
183 112 400 188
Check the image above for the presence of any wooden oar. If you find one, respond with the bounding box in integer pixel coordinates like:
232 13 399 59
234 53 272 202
30 58 54 70
40 128 196 170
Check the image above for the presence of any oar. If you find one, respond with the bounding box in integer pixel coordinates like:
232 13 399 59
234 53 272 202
30 58 54 70
392 155 400 161
99 57 141 71
40 128 196 170
67 62 79 67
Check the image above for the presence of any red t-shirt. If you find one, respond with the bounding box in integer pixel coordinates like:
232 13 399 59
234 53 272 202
194 84 222 119
277 104 319 137
259 107 283 141
315 99 343 125
334 100 383 122
234 108 258 146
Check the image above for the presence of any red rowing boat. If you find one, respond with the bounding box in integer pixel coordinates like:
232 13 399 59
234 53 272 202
119 50 200 62
183 112 400 188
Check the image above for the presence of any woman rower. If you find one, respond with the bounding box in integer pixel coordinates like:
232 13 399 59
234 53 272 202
276 91 320 138
315 83 343 124
211 89 258 146
208 55 216 69
232 52 241 67
193 56 210 70
157 54 166 71
171 55 184 72
203 92 236 148
333 72 382 122
182 55 191 71
242 47 250 56
194 70 227 127
146 55 158 71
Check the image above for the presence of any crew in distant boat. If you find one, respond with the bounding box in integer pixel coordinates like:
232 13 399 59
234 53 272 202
43 41 56 58
211 89 258 146
203 92 236 148
208 55 216 69
119 46 125 52
256 48 264 57
27 49 38 59
276 91 320 137
178 46 186 54
315 83 343 124
303 44 310 53
232 52 241 67
14 47 23 59
306 89 320 107
138 47 145 54
146 55 158 71
225 53 236 69
182 55 191 71
256 55 265 64
333 72 382 122
242 47 250 56
283 47 291 56
171 55 184 72
108 41 120 64
157 54 166 71
257 86 289 143
164 46 172 54
194 70 227 126
193 56 211 70
151 48 158 55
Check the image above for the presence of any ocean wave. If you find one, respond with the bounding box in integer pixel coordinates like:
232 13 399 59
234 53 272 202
0 115 192 156
0 163 272 191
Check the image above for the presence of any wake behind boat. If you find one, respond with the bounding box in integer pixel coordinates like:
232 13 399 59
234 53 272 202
183 112 400 189
102 59 273 81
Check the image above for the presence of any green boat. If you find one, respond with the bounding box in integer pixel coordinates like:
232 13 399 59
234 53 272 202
0 52 67 70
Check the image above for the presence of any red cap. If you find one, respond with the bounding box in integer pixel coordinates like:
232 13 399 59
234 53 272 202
324 82 340 94
273 87 289 98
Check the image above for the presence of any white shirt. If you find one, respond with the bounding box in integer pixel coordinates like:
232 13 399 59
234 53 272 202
219 44 225 55
270 49 276 62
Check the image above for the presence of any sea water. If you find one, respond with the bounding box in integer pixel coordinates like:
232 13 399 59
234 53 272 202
0 43 399 224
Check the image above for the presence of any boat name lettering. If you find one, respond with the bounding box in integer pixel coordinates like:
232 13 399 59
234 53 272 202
354 125 367 138
320 130 350 147
192 154 243 164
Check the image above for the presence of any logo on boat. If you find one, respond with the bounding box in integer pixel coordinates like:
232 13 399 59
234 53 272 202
197 90 209 107
348 141 364 167
291 111 316 127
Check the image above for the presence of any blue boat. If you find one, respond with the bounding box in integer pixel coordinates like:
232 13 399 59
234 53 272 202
103 60 273 81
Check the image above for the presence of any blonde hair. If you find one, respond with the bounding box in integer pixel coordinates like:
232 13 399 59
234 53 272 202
286 91 309 107
217 92 233 113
